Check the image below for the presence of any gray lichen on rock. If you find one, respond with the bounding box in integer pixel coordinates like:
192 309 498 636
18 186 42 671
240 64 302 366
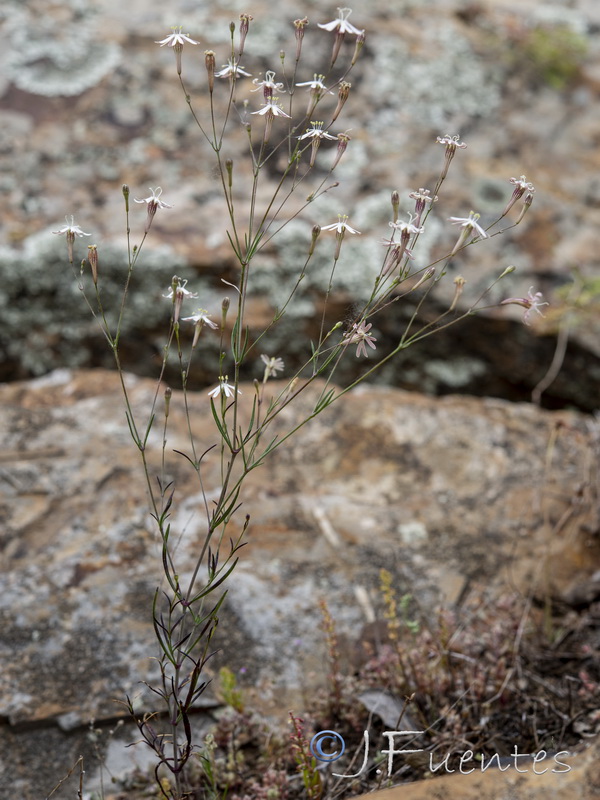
4 0 121 97
367 23 502 130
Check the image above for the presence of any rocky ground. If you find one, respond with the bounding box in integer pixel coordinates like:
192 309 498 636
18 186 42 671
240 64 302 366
1 369 599 797
1 0 600 798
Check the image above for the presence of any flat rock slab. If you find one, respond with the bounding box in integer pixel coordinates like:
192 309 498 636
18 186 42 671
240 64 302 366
0 369 598 797
354 734 600 800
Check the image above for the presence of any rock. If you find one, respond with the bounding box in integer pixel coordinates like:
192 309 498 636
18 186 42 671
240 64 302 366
353 733 600 800
1 0 600 406
0 368 598 797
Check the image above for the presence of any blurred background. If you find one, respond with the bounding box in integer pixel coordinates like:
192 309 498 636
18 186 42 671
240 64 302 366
1 0 599 409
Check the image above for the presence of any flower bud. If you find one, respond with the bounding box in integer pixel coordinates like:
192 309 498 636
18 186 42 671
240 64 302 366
391 191 400 224
205 50 216 93
499 265 516 279
87 244 99 285
332 132 350 169
239 13 253 56
309 224 321 256
331 82 351 123
515 192 534 225
164 386 172 418
449 275 466 311
221 296 230 328
122 184 130 212
352 31 366 66
294 17 309 61
226 159 233 188
411 267 436 292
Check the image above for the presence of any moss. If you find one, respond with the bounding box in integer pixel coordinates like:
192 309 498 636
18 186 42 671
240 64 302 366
522 25 588 90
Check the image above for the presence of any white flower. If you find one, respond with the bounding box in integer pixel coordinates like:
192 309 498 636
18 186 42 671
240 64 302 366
389 213 424 237
251 71 285 93
52 215 91 237
134 187 173 232
163 278 197 301
181 309 218 329
155 27 199 47
321 215 361 235
214 59 252 78
260 354 284 378
134 187 173 210
251 99 291 118
296 74 333 94
318 7 363 35
207 378 240 398
449 211 487 240
298 121 337 141
500 287 549 325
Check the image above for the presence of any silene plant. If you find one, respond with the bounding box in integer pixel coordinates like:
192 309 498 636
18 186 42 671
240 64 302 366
53 8 544 799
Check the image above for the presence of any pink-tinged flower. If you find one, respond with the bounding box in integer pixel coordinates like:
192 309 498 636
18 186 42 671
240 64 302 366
381 213 423 265
380 242 414 276
207 378 240 398
134 187 173 232
343 320 377 358
155 27 199 47
504 175 535 216
52 215 91 262
436 134 467 179
436 133 467 152
500 286 549 325
409 187 437 226
260 354 284 379
214 59 252 78
318 7 363 35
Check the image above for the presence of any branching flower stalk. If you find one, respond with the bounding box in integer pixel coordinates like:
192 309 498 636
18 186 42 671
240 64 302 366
52 9 546 798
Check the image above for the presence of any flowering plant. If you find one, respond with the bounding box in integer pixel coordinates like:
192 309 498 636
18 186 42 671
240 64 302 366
53 8 543 798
